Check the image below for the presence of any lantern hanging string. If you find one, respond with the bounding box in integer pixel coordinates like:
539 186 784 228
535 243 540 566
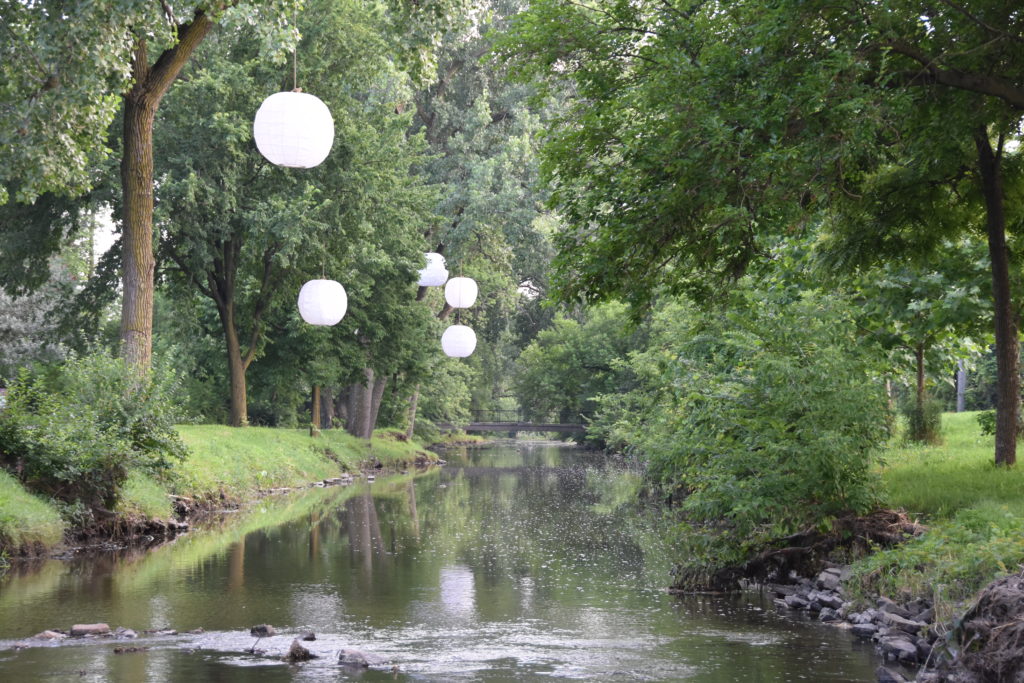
292 10 299 91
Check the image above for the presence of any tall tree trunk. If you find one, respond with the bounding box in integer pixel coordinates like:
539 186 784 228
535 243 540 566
311 385 321 430
975 128 1018 466
347 370 376 439
956 360 967 413
120 93 157 373
222 311 248 427
321 386 333 429
119 14 213 375
369 374 388 436
406 384 420 440
915 344 926 417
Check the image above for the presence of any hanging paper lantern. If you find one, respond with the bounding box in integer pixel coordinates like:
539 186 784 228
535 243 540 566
441 325 477 358
298 279 347 326
444 276 478 308
418 252 449 287
253 92 334 168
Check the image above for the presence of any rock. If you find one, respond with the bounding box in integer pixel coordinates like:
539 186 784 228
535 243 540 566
852 623 879 638
880 611 928 636
767 583 800 598
70 623 111 637
772 598 789 610
189 628 205 634
300 631 316 642
915 636 933 661
917 606 935 623
338 648 382 668
878 636 918 663
250 624 276 638
877 596 912 619
784 594 809 609
875 665 909 683
283 639 318 663
114 627 138 639
818 607 839 622
113 646 148 654
33 630 66 640
816 592 844 610
817 570 842 592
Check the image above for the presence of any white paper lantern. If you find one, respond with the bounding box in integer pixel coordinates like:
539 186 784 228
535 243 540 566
253 92 334 168
444 277 478 308
418 252 449 287
298 279 347 326
441 325 477 358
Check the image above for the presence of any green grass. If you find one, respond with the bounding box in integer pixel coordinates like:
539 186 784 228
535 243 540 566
174 425 435 501
851 411 1024 618
116 471 175 521
878 411 1024 519
0 469 65 554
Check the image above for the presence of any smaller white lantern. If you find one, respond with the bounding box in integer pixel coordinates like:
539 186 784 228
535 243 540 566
418 252 449 287
253 91 334 168
441 325 477 357
444 277 478 308
298 279 347 326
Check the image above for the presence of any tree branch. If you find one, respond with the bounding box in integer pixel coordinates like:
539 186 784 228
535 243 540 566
885 39 1024 110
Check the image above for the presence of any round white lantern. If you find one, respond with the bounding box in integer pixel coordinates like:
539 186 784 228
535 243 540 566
441 325 477 358
253 92 334 168
418 253 449 287
298 279 347 326
445 276 478 308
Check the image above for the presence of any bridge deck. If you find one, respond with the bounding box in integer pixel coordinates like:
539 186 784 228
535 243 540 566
436 422 585 433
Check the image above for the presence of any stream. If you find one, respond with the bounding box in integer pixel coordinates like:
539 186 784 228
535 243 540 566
0 441 885 681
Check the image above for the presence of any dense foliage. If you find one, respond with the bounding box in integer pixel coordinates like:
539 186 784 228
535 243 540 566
0 353 187 525
588 291 891 587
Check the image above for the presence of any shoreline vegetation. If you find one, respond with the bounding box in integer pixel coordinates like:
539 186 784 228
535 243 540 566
0 425 469 560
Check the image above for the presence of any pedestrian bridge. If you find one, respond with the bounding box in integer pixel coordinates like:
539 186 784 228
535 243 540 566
435 409 587 434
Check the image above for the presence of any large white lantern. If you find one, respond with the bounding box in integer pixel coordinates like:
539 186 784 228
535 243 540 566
298 279 347 326
441 325 477 358
418 252 449 287
444 277 478 308
253 92 334 168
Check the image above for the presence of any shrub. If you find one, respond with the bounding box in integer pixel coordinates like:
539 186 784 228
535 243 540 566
902 396 943 444
0 352 188 524
596 291 891 588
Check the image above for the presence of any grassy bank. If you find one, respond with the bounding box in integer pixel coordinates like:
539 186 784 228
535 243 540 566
1 426 437 556
0 470 65 556
852 411 1024 619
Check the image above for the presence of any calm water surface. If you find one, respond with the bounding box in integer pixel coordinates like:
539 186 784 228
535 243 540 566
0 442 884 681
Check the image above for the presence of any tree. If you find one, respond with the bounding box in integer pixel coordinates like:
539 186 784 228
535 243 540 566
513 302 642 426
497 0 1024 464
848 244 991 442
2 0 460 379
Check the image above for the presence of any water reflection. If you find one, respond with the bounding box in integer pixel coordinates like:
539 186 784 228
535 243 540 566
0 443 883 681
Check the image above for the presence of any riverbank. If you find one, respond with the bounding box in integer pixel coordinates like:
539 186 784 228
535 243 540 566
766 411 1024 680
0 426 446 559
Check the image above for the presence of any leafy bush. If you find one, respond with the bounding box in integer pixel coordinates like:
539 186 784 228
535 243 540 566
903 396 943 444
594 291 891 588
0 352 188 524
